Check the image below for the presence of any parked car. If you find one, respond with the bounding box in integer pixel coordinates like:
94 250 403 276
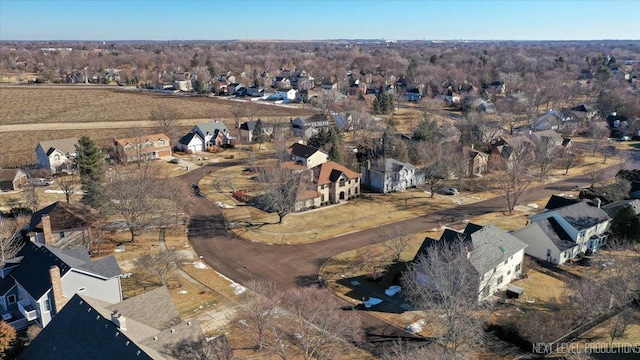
617 135 631 141
192 184 204 197
31 178 54 186
169 158 181 164
440 187 459 195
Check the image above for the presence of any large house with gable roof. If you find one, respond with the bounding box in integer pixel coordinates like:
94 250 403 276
512 197 611 264
412 224 528 301
0 239 122 330
19 287 212 360
35 137 79 174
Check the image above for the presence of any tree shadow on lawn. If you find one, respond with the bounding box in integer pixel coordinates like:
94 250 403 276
295 274 320 287
336 262 411 315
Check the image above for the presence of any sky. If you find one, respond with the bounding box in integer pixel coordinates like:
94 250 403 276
1 0 639 41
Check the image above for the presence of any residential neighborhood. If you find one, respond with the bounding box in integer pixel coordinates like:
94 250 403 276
1 7 640 358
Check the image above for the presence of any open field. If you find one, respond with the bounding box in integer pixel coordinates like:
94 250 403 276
0 86 313 125
0 86 314 167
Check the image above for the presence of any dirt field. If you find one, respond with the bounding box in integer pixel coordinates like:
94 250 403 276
0 86 314 167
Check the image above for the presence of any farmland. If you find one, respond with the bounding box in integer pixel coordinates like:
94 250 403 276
0 85 314 166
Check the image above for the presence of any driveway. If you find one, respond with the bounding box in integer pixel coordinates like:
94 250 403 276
178 158 640 346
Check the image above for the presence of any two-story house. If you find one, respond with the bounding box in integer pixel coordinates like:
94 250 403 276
490 135 535 167
239 120 275 143
361 158 425 193
287 143 328 169
412 224 528 301
19 287 208 360
512 199 611 264
113 133 171 163
190 120 234 149
35 138 79 174
314 161 361 204
0 240 122 330
291 114 330 138
464 146 489 177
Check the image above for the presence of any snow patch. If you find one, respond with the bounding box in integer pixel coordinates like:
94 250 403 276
406 319 425 333
193 261 208 269
215 271 246 295
179 290 188 294
215 202 235 209
527 203 539 209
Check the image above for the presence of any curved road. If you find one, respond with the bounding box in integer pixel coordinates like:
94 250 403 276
179 156 639 344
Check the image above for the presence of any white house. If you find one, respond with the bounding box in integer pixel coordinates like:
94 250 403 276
189 120 234 149
272 88 297 101
176 132 204 154
291 114 329 138
35 138 79 174
513 200 611 264
412 224 528 301
361 158 425 193
0 237 122 330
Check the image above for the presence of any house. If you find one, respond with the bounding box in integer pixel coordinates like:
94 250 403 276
464 146 489 177
320 80 338 90
27 202 98 250
175 132 204 154
271 88 297 101
361 158 425 193
513 200 611 264
0 169 28 191
526 129 564 147
412 224 528 301
239 120 274 143
36 138 79 174
287 143 328 169
534 109 576 131
314 161 361 204
113 133 171 163
294 189 322 212
405 88 423 102
443 89 460 104
19 287 207 360
490 136 535 166
172 79 192 92
246 85 264 97
570 104 597 121
468 98 496 113
602 199 640 218
0 240 122 330
291 114 330 138
191 120 235 149
483 81 506 94
333 113 354 132
272 76 291 89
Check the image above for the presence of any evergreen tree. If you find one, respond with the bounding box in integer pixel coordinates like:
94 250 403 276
413 113 437 141
611 206 640 243
328 141 342 164
74 136 107 212
252 119 268 149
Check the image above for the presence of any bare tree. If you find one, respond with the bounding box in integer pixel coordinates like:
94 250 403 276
166 335 233 360
586 168 606 189
588 122 609 157
558 147 583 175
23 183 39 213
402 238 486 356
535 139 558 180
381 225 413 263
253 161 307 224
135 249 190 286
353 245 390 280
236 279 281 351
56 173 80 203
151 104 180 141
105 165 166 242
163 177 191 228
0 215 28 261
280 286 364 360
312 90 342 116
422 143 455 198
492 142 534 215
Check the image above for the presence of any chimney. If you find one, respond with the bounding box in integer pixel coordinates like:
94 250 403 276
42 215 54 246
471 143 475 150
111 310 127 331
49 265 68 312
594 198 602 208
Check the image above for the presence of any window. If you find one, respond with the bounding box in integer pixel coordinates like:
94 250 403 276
355 188 358 194
348 189 351 196
496 276 503 286
515 263 521 272
504 259 508 265
54 154 60 161
44 298 51 312
60 231 65 239
7 295 16 304
158 140 165 146
339 179 346 187
507 270 511 276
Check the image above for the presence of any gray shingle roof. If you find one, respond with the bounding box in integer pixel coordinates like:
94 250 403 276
602 199 640 217
19 289 203 360
413 224 528 275
193 121 229 137
288 143 322 158
178 132 202 146
11 242 121 300
37 138 79 155
553 201 611 231
515 218 576 252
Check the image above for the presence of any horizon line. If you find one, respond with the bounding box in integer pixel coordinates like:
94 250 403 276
1 38 639 43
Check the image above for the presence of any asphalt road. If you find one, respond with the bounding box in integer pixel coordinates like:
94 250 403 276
179 155 640 347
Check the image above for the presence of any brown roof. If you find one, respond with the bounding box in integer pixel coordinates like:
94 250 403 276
281 161 307 171
115 133 170 147
297 189 320 201
29 201 98 232
0 168 26 182
315 161 360 185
